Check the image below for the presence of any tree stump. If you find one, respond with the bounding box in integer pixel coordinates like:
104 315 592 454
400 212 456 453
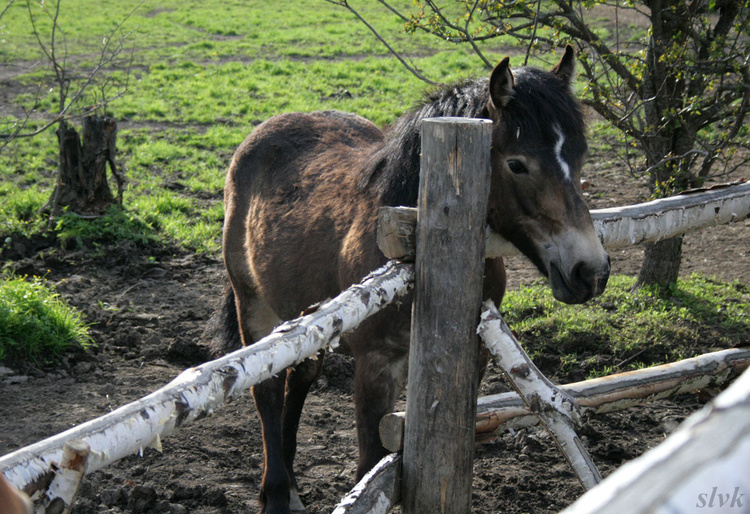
44 116 124 217
636 236 684 290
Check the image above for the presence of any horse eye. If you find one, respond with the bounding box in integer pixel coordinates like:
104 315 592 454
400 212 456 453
507 159 528 175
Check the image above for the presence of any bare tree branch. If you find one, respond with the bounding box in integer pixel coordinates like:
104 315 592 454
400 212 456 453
1 0 140 149
463 0 493 68
324 0 441 86
524 0 542 66
0 0 14 21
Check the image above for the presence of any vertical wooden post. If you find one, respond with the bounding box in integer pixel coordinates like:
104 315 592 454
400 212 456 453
401 117 493 513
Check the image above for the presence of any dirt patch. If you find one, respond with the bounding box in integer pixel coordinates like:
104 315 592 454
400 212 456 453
144 8 177 18
0 161 748 514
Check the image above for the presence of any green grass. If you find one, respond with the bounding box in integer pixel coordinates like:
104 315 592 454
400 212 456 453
52 205 158 248
1 1 748 372
0 186 48 236
501 275 750 380
0 0 509 252
0 0 434 62
0 273 93 366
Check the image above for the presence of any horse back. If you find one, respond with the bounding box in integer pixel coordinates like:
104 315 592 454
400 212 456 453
224 111 386 321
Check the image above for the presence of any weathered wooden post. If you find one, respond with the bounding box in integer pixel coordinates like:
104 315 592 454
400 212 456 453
401 117 492 513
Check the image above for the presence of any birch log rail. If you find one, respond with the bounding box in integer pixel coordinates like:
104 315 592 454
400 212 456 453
377 181 750 260
0 262 414 497
378 347 750 451
561 366 750 514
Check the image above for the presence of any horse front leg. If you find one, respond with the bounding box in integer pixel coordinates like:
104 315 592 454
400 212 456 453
253 375 292 514
353 348 409 480
281 352 325 512
227 275 289 512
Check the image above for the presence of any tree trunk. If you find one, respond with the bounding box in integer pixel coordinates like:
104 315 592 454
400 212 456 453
635 0 686 291
45 116 124 217
636 236 683 290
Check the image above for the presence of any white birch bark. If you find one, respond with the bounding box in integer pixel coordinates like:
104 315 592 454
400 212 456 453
590 181 750 249
0 262 414 495
38 440 89 513
332 453 401 514
380 182 750 259
477 301 602 490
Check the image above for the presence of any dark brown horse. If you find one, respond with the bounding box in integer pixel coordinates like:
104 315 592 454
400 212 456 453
210 47 610 513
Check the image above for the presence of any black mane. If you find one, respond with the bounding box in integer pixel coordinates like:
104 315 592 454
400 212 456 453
360 78 490 207
360 67 585 207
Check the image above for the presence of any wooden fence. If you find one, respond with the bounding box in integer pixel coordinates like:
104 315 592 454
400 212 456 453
0 262 414 510
1 118 749 513
561 365 750 513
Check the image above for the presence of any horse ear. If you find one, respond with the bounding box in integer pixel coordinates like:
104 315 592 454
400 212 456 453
489 57 514 109
551 45 576 85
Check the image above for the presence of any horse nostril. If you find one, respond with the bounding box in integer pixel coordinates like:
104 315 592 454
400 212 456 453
572 259 610 296
571 260 588 285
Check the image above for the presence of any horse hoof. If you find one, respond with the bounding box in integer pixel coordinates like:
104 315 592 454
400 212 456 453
290 486 306 512
259 488 306 514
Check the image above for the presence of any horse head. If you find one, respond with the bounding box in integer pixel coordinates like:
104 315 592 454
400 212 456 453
486 47 610 304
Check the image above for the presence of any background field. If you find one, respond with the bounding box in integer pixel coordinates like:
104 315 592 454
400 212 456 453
1 0 511 252
1 1 748 513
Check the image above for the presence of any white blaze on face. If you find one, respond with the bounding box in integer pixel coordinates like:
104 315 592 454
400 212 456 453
553 123 572 182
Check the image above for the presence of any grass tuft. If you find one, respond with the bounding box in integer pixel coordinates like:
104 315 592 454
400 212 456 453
0 187 48 236
0 274 93 366
501 274 750 380
53 206 158 249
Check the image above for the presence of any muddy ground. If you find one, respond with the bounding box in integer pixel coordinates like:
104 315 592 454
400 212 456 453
0 148 748 513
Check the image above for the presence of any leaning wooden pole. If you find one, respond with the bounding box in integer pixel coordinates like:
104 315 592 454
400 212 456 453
401 117 493 514
477 301 602 490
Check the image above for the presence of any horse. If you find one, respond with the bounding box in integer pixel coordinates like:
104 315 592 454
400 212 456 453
210 46 610 513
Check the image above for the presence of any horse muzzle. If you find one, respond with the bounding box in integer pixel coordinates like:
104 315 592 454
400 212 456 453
548 254 610 304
